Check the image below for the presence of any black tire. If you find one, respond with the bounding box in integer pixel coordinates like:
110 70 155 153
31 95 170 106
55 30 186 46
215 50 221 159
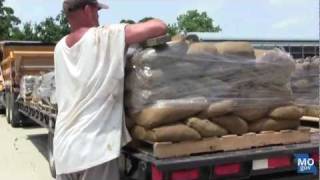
0 92 6 114
10 93 22 128
5 92 11 124
48 131 56 178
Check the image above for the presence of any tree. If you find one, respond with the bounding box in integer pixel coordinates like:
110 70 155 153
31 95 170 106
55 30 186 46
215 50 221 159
0 0 21 40
167 23 179 36
11 22 39 40
120 19 135 24
35 11 70 43
177 10 221 33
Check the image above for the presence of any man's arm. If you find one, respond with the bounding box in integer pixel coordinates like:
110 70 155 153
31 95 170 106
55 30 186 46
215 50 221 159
125 19 167 45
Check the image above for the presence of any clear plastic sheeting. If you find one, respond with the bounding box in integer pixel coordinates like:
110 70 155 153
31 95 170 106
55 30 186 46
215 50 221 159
125 41 296 114
32 72 57 106
19 75 40 101
292 56 319 105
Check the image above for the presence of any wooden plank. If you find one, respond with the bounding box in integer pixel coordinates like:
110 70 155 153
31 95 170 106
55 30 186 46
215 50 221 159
149 128 311 159
301 116 319 123
11 51 53 58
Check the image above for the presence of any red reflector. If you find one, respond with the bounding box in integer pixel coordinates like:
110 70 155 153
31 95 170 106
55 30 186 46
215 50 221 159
268 156 291 169
171 169 200 180
311 152 319 163
214 163 241 176
152 165 163 180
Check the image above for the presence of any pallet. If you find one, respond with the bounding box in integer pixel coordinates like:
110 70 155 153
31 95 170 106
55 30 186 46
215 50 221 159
133 128 311 159
301 116 319 128
38 102 57 114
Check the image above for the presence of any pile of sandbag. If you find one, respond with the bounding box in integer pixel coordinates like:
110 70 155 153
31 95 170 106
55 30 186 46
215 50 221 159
32 72 56 106
19 75 40 102
125 41 303 143
291 56 319 117
19 72 56 107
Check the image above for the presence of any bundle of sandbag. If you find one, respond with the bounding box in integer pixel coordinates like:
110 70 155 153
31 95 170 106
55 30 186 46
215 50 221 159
291 56 319 117
19 75 40 102
125 41 303 143
31 72 57 106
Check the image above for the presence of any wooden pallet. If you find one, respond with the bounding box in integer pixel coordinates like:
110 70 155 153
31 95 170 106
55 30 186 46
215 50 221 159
301 116 319 128
133 127 311 159
38 103 57 114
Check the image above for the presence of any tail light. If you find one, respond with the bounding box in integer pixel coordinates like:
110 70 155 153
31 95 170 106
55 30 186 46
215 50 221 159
152 165 200 180
171 168 200 180
311 151 319 164
268 156 291 169
152 165 163 180
214 163 241 176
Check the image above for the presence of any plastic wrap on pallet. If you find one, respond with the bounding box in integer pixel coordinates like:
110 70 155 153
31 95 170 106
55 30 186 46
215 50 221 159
32 72 57 106
19 75 40 101
125 41 296 115
292 56 319 105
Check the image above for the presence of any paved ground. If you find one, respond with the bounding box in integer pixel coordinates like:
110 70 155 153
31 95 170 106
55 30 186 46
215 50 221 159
0 115 54 180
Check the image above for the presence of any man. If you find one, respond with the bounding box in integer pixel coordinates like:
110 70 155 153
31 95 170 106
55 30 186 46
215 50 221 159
54 0 167 179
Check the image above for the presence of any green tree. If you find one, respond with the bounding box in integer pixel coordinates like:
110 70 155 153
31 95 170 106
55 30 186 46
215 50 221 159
11 22 39 40
0 0 21 40
35 11 70 43
177 10 221 33
167 23 179 36
120 19 135 24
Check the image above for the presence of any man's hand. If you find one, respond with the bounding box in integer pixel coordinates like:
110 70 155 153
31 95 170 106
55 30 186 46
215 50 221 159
125 19 167 45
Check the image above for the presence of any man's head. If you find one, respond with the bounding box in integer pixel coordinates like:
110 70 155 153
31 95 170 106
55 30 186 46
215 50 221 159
63 0 108 29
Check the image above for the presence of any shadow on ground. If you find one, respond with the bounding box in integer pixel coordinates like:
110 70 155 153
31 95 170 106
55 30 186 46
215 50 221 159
28 133 49 161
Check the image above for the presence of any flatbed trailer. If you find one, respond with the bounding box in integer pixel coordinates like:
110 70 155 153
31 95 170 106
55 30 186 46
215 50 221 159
17 100 319 179
2 41 319 180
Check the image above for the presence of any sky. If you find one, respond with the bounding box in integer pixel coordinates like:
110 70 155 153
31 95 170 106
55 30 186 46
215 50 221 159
3 0 319 39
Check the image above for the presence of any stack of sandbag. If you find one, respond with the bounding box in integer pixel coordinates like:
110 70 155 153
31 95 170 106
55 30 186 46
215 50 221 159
125 41 302 143
291 56 319 117
32 72 57 106
19 75 40 102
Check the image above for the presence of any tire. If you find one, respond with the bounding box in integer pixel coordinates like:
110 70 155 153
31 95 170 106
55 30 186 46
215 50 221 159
48 131 56 178
5 92 11 124
10 93 22 128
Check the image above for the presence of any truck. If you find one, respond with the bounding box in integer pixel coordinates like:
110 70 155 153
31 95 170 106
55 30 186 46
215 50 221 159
0 40 319 180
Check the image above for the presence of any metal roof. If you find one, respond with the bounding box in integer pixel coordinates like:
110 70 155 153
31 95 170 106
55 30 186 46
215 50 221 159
187 33 319 46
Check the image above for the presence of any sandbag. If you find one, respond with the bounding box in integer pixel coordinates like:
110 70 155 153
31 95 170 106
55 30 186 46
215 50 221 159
256 50 296 85
148 124 202 142
234 107 269 122
211 115 248 135
254 49 275 59
248 118 300 132
214 41 255 58
187 42 218 55
269 105 303 120
131 126 148 140
199 99 236 118
303 106 320 117
186 117 228 137
133 97 208 129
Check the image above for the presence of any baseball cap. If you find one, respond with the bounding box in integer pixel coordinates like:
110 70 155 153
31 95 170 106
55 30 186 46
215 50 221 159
63 0 109 14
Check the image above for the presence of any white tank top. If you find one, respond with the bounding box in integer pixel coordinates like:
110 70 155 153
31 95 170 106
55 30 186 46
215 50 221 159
53 24 131 175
